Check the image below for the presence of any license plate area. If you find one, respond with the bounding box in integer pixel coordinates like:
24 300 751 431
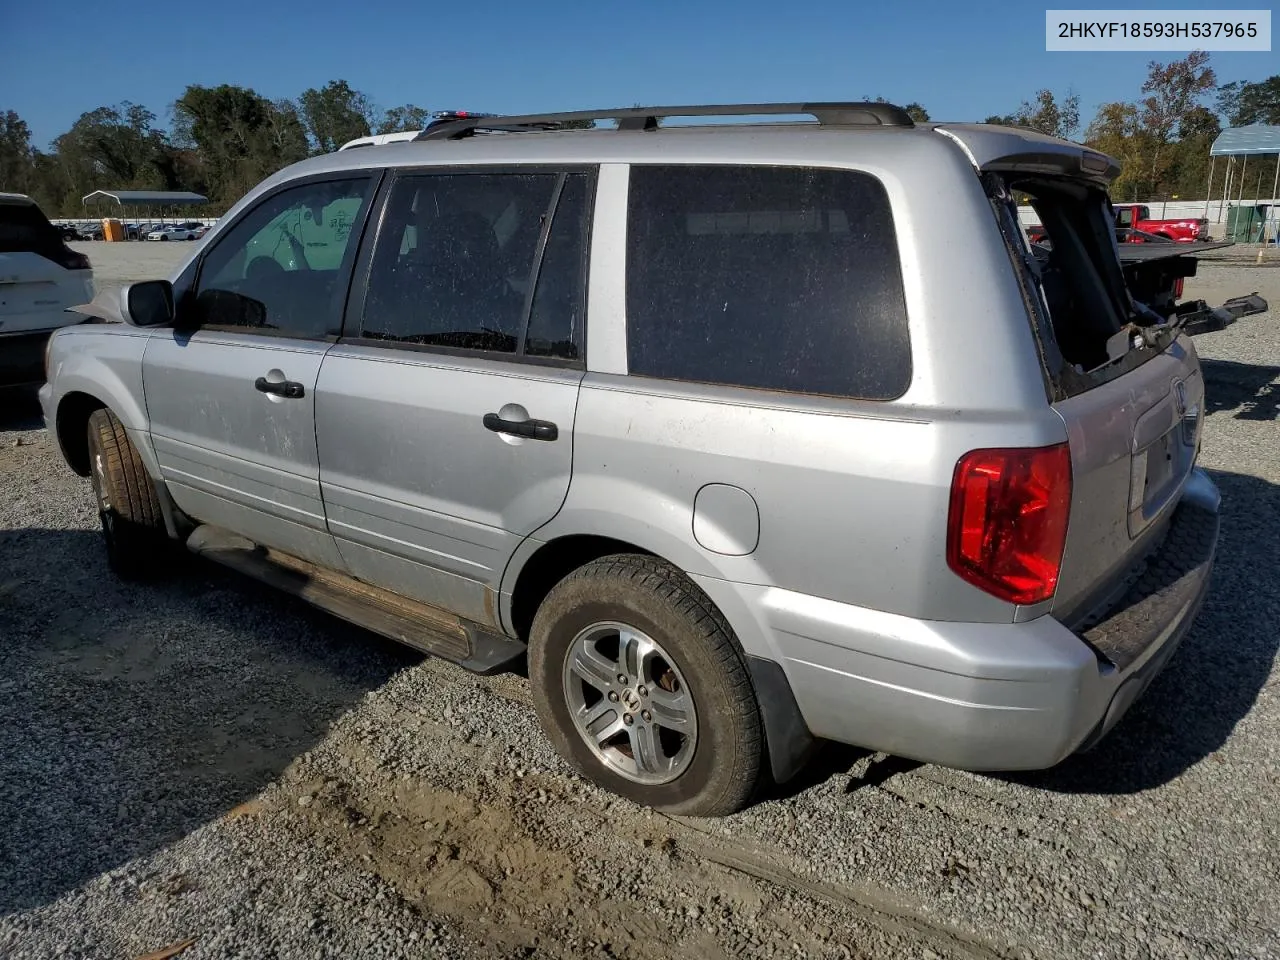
1129 424 1194 536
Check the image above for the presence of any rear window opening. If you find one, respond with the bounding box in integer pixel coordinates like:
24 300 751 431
0 200 89 270
986 174 1167 397
0 201 62 253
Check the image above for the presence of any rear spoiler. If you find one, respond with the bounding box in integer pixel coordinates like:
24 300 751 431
933 124 1120 188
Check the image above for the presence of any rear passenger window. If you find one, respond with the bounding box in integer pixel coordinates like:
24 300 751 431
625 165 911 400
360 171 589 362
526 174 592 360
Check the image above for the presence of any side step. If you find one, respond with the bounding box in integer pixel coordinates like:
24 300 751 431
186 526 525 675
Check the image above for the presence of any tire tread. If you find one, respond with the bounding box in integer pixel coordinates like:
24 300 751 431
535 553 764 816
87 408 166 578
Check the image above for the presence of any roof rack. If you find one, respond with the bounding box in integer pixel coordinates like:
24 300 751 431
413 101 916 141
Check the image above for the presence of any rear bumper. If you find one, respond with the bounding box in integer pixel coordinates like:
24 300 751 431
704 468 1219 772
0 330 53 386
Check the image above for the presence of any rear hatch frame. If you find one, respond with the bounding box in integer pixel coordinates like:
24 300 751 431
937 126 1208 628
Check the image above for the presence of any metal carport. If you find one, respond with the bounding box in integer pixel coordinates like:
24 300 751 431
1205 124 1280 240
81 190 208 209
80 190 210 239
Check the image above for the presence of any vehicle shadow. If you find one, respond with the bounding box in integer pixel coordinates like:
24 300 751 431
0 527 420 918
1201 358 1280 421
766 467 1278 802
0 385 45 432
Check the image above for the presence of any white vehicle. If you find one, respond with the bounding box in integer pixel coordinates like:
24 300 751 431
147 225 199 241
338 130 422 151
0 193 93 386
337 111 507 151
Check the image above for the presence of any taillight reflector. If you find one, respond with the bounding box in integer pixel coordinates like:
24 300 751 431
946 443 1073 605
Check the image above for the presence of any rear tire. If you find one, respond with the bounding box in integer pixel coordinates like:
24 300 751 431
529 554 764 816
86 408 168 580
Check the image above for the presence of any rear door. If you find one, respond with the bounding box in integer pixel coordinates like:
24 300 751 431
0 198 93 335
143 174 378 569
315 168 593 626
985 172 1203 625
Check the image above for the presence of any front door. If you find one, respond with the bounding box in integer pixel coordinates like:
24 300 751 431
315 169 594 626
143 174 377 568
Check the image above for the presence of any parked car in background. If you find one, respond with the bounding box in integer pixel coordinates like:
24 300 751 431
0 193 93 386
40 103 1221 817
1113 203 1210 242
147 224 199 241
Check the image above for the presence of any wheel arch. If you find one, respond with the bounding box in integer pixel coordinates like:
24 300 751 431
55 390 108 477
502 523 817 784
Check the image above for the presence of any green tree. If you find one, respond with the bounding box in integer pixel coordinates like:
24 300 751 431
1216 75 1280 125
377 104 431 134
1137 50 1216 193
264 99 310 162
1166 105 1221 199
0 110 35 193
1085 102 1155 200
868 96 928 122
174 84 308 205
56 102 165 186
1014 89 1081 140
299 80 377 153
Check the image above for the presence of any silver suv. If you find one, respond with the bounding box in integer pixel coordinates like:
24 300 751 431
40 103 1220 817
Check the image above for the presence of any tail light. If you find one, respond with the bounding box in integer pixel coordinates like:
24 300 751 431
1174 277 1185 299
946 443 1073 605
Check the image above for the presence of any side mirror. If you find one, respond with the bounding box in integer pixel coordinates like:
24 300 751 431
123 280 175 327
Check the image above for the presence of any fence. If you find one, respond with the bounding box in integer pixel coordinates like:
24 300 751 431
1017 199 1279 242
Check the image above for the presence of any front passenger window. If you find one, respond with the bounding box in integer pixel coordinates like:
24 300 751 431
192 177 373 337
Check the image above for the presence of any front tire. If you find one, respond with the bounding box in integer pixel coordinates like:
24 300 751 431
529 554 764 816
86 408 168 580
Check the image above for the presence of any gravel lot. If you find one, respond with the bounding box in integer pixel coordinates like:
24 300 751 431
1 243 1278 960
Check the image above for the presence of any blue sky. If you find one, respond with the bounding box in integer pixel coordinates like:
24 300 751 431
4 0 1275 149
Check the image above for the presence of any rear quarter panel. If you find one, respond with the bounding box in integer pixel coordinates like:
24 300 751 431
509 140 1072 645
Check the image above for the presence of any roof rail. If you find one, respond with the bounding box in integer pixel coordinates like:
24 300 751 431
413 101 916 141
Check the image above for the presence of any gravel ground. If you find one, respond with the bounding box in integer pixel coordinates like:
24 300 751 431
0 247 1278 960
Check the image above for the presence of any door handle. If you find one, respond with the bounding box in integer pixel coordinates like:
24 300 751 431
483 412 558 441
255 376 305 399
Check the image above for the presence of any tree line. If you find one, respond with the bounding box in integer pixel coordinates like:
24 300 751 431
1 62 1277 217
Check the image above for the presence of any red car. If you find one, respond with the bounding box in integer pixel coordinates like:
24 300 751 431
1113 203 1210 242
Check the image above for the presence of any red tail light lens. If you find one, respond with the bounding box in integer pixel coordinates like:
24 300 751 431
1174 277 1184 299
946 443 1073 605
